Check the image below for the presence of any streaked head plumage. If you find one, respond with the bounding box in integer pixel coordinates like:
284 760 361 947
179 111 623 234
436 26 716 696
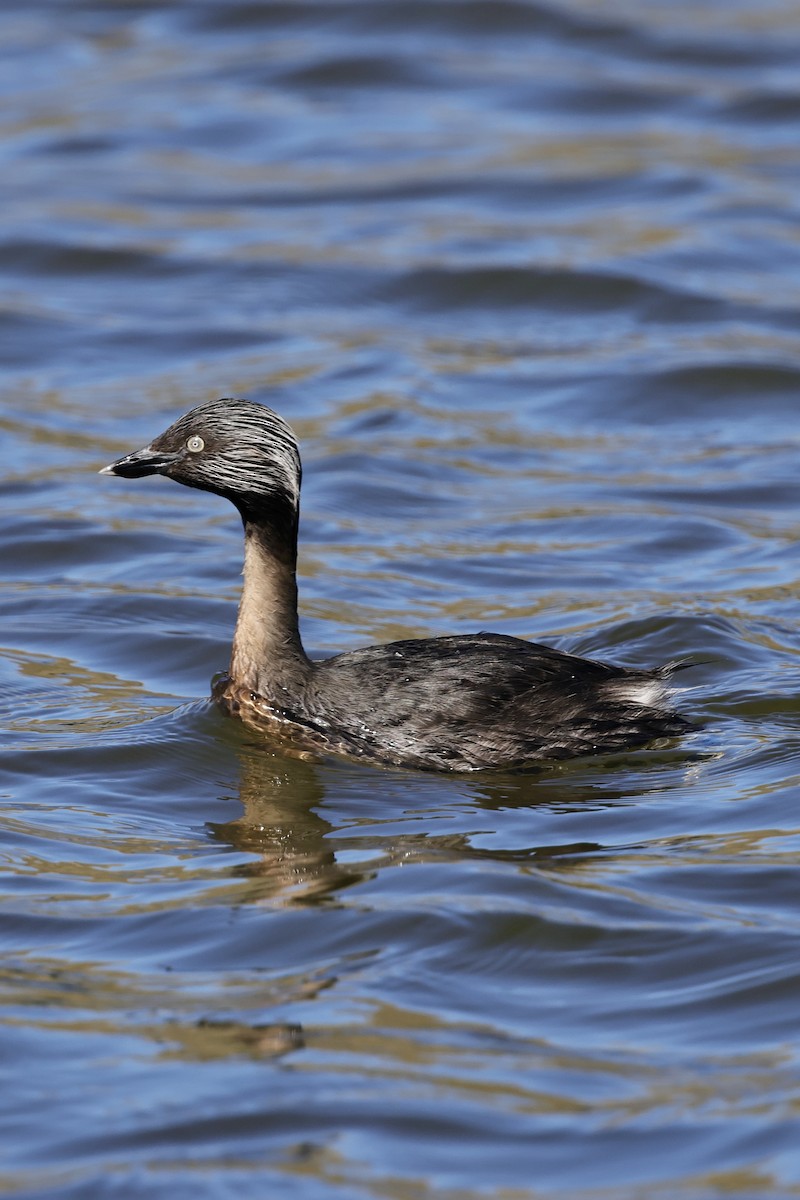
101 397 302 519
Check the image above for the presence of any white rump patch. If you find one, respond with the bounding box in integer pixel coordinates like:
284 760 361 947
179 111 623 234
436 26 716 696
606 678 667 709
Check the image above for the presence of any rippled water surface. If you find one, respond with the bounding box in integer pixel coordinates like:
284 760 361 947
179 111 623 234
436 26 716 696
4 2 800 1196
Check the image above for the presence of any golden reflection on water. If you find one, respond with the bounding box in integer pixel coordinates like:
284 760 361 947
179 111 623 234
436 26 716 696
5 0 800 1190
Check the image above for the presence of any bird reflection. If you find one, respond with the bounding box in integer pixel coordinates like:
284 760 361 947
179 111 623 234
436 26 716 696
206 737 369 907
189 727 710 1068
205 729 706 908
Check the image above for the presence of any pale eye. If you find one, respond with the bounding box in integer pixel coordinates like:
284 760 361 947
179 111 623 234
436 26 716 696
186 435 205 453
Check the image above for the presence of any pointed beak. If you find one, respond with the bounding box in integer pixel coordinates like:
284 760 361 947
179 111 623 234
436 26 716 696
99 445 180 479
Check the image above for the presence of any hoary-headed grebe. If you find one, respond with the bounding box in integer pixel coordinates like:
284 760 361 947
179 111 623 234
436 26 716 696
101 398 694 770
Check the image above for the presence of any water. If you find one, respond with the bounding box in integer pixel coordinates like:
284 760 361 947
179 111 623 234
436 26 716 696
3 1 800 1195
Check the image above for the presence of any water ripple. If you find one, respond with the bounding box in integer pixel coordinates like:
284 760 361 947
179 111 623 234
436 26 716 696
3 1 800 1196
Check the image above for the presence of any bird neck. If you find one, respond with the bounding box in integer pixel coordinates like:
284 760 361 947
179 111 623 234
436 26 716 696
229 513 311 701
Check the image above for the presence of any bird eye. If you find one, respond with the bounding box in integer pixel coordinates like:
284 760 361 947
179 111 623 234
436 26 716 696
187 435 205 453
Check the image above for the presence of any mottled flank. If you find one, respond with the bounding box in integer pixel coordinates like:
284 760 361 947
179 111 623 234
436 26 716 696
294 634 690 771
103 398 695 770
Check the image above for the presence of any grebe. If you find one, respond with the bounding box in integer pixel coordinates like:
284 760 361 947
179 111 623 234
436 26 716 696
101 398 694 771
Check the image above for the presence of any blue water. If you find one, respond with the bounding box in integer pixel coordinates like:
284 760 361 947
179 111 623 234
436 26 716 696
3 2 800 1197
